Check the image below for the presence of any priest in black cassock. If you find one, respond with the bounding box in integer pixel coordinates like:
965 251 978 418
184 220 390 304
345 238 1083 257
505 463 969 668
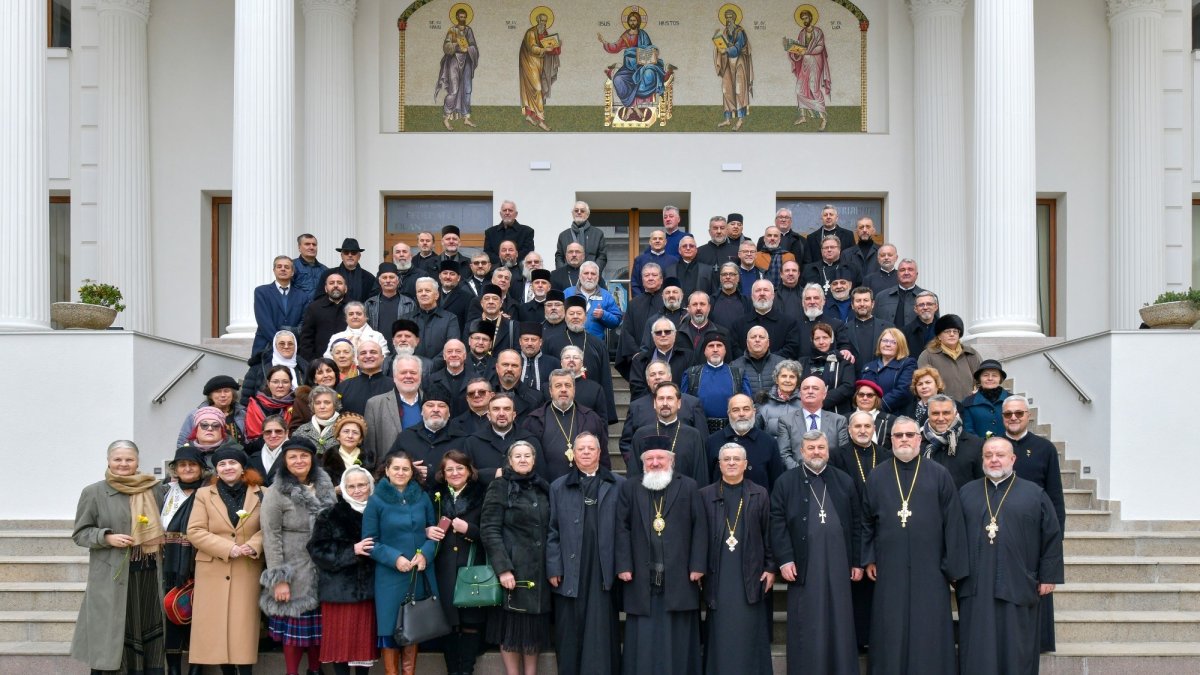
522 370 609 481
616 437 707 675
544 294 617 423
770 430 861 675
862 416 969 675
1002 395 1067 654
830 410 893 652
957 437 1064 675
628 382 710 486
547 432 624 675
700 443 774 675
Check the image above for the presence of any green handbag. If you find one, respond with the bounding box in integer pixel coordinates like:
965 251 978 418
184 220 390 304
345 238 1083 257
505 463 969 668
452 543 502 608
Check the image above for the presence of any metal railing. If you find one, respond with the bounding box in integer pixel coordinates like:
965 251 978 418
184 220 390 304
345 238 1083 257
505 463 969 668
1042 352 1092 404
152 353 205 405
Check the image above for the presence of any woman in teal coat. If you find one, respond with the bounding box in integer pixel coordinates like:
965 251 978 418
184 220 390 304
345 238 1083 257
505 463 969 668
363 450 437 675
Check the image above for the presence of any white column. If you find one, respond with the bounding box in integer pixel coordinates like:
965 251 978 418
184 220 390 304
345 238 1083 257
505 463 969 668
0 0 49 330
908 0 968 318
97 0 153 333
970 0 1041 336
303 0 357 253
226 0 296 337
1108 0 1164 329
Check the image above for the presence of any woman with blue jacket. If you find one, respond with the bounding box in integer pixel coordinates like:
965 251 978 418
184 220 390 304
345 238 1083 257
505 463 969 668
860 328 918 415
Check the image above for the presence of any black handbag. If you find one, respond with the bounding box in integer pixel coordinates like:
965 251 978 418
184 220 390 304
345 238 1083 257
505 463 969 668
393 570 451 646
453 543 502 608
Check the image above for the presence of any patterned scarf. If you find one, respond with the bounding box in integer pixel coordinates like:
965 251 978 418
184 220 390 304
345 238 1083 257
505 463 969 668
104 470 164 555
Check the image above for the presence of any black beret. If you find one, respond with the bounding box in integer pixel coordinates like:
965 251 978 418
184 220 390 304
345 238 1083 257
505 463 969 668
212 445 250 468
203 375 240 396
377 262 399 277
280 437 318 457
170 445 206 468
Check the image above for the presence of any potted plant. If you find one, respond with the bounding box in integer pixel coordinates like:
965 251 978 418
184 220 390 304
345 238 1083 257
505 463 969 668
51 279 126 330
1139 288 1200 329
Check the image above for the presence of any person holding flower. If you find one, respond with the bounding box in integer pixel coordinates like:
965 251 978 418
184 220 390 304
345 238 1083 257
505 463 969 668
259 437 337 675
323 413 372 485
160 445 208 675
71 439 166 675
186 445 264 673
480 440 553 675
364 451 437 675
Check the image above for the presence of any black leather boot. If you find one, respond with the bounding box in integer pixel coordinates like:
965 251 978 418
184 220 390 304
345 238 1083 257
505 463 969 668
166 652 182 675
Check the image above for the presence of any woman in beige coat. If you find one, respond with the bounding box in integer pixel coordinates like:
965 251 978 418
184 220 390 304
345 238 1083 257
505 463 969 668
186 446 265 673
915 314 981 402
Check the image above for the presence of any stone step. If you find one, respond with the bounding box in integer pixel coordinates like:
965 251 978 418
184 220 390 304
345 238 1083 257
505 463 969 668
0 558 88 584
1065 532 1200 557
1062 489 1094 510
0 612 78 643
1065 557 1200 584
1054 611 1200 643
1055 584 1200 612
0 522 73 531
0 583 85 612
0 531 77 557
1063 509 1118 532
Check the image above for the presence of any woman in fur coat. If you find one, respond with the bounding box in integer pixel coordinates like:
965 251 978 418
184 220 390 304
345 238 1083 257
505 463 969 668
259 437 337 675
308 465 379 675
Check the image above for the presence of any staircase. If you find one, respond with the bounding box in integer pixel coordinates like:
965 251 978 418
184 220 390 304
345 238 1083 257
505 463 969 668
3 374 1198 674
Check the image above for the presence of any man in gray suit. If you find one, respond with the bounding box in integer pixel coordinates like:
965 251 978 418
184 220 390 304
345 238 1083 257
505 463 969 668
776 376 851 469
555 201 608 274
364 355 423 463
409 276 461 360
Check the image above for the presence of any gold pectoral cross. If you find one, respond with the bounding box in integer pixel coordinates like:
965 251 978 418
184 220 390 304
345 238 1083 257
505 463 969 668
564 442 574 465
986 518 999 544
897 500 912 528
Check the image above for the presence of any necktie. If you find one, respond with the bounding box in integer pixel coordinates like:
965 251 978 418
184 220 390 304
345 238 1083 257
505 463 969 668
809 414 818 431
280 287 289 311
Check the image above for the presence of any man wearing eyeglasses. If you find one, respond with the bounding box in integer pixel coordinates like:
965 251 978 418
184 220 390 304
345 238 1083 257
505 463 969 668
919 394 984 489
448 377 494 438
555 201 608 273
318 237 377 304
1002 394 1066 654
628 318 693 401
861 416 969 675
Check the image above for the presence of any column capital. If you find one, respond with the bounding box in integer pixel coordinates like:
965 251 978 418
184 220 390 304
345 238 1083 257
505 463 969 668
97 0 150 22
907 0 966 18
1107 0 1164 22
302 0 357 19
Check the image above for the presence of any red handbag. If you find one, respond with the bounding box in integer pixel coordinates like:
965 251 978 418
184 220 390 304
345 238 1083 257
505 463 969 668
163 579 194 625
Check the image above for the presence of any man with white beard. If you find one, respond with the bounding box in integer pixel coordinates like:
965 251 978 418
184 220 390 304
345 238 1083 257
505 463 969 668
566 261 622 341
616 438 707 675
956 437 1063 675
390 241 421 298
745 279 802 359
381 318 430 378
825 273 855 322
388 393 454 484
705 394 785 492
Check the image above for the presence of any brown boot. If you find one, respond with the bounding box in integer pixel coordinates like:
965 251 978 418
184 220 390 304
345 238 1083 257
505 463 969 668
400 644 418 675
381 647 401 675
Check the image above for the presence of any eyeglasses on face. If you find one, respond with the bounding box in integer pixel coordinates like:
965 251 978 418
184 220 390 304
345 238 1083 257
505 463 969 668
262 429 286 436
652 329 675 336
891 431 919 439
1001 411 1028 419
197 422 223 431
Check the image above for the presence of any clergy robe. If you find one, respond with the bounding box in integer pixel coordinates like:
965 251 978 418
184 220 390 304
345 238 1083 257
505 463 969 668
522 402 610 481
620 395 710 462
547 467 624 675
770 464 861 675
616 290 664 377
830 441 893 650
700 479 773 675
629 421 710 486
1008 431 1066 653
616 474 707 675
543 324 617 423
861 455 969 675
957 475 1064 675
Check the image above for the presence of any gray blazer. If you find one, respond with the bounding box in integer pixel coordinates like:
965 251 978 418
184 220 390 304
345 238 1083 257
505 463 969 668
554 222 608 273
546 468 625 596
364 389 409 462
776 408 850 469
408 307 462 361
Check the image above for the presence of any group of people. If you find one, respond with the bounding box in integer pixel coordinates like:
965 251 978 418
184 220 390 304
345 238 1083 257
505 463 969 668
72 201 1068 675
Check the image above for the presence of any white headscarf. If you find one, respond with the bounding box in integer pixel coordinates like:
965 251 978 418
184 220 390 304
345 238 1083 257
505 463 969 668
339 465 376 513
272 330 300 385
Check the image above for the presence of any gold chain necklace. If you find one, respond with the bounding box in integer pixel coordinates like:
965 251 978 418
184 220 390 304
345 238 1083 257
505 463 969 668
853 444 877 484
984 474 1017 544
720 482 745 550
656 419 682 453
551 403 577 465
893 456 921 528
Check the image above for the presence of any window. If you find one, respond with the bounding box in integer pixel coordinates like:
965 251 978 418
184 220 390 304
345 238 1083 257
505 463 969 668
49 0 70 49
775 197 885 239
585 208 690 281
384 196 491 262
49 196 70 303
1036 199 1057 337
210 197 231 337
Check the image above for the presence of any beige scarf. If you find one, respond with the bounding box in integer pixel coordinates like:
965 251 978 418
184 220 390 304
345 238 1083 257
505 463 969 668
105 470 165 555
940 342 964 360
